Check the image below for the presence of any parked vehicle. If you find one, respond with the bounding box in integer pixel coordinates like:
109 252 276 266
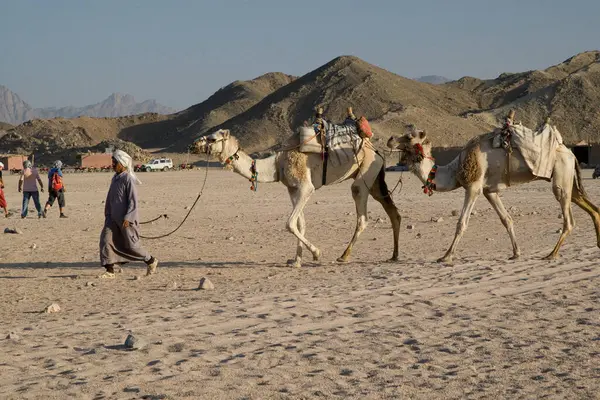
593 165 600 179
385 163 409 172
141 158 173 172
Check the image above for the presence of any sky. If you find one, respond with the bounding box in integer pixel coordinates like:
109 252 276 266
1 0 599 111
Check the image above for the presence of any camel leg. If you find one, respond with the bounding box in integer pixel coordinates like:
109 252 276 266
286 185 321 264
571 191 600 248
483 189 520 260
369 182 401 262
544 184 575 260
438 186 481 263
287 211 306 268
337 183 370 263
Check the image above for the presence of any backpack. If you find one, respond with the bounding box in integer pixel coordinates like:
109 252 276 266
356 116 373 139
51 172 63 191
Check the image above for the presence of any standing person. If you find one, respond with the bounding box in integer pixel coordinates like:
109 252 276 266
18 160 44 219
99 150 158 278
43 160 68 218
0 162 9 218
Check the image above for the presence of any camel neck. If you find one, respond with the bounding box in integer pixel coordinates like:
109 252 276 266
412 156 459 193
226 150 278 183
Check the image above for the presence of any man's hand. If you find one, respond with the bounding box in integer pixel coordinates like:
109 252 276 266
122 220 130 228
62 187 67 193
40 187 44 193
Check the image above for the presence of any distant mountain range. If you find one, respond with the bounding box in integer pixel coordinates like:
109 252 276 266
0 86 176 125
415 75 451 84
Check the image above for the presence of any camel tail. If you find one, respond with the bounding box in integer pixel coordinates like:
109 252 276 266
573 159 588 198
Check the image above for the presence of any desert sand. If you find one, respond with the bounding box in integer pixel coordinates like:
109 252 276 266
0 168 598 399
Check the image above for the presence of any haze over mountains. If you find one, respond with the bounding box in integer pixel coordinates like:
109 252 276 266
1 50 599 164
0 86 176 125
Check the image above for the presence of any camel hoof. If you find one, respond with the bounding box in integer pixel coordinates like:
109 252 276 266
542 254 558 261
509 254 520 260
336 256 348 263
312 249 321 261
387 256 399 262
437 256 452 264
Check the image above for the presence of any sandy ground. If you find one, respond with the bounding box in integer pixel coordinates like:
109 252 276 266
0 168 598 400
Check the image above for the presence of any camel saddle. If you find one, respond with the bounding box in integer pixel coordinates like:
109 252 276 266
298 119 364 166
491 120 564 179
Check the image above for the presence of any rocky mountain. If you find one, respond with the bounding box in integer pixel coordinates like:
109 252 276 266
0 87 176 125
448 50 600 144
186 55 489 152
0 86 35 125
119 72 296 147
415 75 451 85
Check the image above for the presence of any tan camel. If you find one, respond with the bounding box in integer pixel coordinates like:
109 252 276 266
386 120 600 263
190 128 402 267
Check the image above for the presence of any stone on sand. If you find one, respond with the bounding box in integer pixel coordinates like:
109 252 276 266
198 277 215 290
44 303 61 313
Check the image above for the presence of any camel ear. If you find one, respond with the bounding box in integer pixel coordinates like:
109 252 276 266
221 129 231 139
419 130 427 139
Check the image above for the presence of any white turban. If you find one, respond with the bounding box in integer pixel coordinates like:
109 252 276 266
113 149 142 185
0 162 4 168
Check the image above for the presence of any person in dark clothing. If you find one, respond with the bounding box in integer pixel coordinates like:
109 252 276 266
98 150 158 279
43 160 67 218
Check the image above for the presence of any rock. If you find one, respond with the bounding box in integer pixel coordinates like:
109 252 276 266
558 213 563 219
124 333 145 350
6 332 20 340
375 217 384 223
416 233 422 238
226 236 234 241
198 277 215 290
431 217 444 223
44 303 61 313
556 228 563 234
123 386 141 393
82 227 90 232
30 243 37 250
315 201 322 205
184 206 189 210
406 224 415 230
451 210 459 217
85 282 96 287
133 275 142 281
471 211 478 216
4 228 22 234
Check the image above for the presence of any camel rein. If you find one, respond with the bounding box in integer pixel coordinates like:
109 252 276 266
139 152 211 240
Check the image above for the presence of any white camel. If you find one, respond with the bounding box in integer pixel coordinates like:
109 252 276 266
386 122 600 262
190 128 402 267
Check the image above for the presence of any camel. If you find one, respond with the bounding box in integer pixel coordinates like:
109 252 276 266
190 125 402 268
386 117 600 263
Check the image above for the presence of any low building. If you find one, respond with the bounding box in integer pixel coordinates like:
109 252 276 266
80 153 113 169
0 154 28 171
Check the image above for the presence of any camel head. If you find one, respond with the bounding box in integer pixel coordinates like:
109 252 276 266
387 126 432 165
190 129 240 161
